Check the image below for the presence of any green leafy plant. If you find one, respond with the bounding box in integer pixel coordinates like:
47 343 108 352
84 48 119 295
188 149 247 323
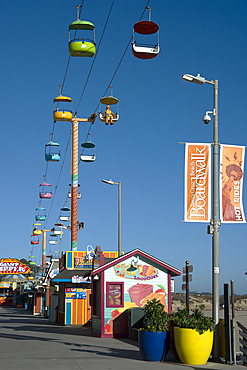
141 298 169 332
169 305 215 335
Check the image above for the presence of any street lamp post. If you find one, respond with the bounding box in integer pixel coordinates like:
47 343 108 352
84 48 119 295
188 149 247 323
101 179 122 256
182 74 220 359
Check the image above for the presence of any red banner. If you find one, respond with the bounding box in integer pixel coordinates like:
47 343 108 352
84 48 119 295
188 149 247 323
220 145 246 223
184 143 211 222
0 259 30 274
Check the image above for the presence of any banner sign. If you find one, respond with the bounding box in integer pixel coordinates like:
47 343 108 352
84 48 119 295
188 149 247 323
184 143 211 222
220 145 246 223
0 259 30 274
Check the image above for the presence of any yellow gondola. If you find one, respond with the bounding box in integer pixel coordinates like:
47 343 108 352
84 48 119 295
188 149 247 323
53 85 73 122
99 86 119 125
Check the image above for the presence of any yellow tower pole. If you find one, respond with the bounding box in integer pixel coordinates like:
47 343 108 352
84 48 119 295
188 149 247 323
71 113 96 251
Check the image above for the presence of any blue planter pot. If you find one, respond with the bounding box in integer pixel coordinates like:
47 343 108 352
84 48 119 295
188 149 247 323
138 330 170 361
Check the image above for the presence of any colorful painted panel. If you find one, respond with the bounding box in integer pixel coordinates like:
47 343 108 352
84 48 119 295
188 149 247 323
65 288 91 325
103 256 168 335
65 251 119 269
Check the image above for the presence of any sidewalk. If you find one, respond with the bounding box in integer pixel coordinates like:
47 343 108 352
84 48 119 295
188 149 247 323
0 306 244 370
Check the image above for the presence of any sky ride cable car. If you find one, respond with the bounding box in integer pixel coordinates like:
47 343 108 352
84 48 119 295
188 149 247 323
31 234 39 245
29 253 36 266
33 223 42 235
60 201 71 222
99 86 119 125
53 85 73 123
49 232 58 245
35 201 46 221
39 175 52 199
68 183 81 199
80 133 96 162
68 5 96 57
132 7 160 60
45 133 60 162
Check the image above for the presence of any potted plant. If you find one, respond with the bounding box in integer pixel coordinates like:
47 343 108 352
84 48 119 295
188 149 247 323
171 305 215 365
138 298 170 362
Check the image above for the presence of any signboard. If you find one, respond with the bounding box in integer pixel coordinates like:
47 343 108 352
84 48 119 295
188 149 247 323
71 275 91 283
220 144 246 223
182 275 192 282
65 287 86 299
0 259 30 274
106 283 124 307
183 265 193 273
74 257 92 270
49 268 59 279
184 143 211 222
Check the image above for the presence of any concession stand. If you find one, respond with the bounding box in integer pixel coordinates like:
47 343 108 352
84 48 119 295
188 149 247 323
53 247 119 326
90 248 181 338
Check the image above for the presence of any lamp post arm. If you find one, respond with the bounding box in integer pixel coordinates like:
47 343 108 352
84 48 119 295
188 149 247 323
205 79 215 86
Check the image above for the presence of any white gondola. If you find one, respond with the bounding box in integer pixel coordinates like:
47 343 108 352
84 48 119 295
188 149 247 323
49 233 58 245
60 202 71 222
80 134 96 162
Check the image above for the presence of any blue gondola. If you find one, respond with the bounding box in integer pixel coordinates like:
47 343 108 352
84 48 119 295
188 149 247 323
35 202 46 221
45 134 60 162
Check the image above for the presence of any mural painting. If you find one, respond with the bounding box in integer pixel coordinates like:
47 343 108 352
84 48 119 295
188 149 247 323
104 256 168 335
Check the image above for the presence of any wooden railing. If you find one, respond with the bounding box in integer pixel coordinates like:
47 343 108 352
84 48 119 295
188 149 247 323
237 321 247 365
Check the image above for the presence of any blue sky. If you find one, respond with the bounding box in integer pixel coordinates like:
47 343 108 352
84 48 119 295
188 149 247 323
1 0 247 294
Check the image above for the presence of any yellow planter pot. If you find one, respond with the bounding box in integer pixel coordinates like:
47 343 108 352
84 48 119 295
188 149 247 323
174 327 214 365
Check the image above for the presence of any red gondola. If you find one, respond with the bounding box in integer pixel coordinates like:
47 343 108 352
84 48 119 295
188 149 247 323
132 7 159 60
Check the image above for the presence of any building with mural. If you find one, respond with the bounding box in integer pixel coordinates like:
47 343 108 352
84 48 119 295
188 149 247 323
90 248 181 338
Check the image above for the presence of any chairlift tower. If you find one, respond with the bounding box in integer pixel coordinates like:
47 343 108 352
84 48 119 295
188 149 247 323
71 113 96 251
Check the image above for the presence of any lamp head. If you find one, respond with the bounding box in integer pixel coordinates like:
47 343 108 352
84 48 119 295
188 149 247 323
182 74 205 85
101 179 114 185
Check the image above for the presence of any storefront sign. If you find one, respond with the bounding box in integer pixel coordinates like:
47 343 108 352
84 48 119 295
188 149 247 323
65 287 86 299
74 257 92 269
184 143 211 222
220 144 246 222
71 275 91 283
49 268 59 279
0 259 30 274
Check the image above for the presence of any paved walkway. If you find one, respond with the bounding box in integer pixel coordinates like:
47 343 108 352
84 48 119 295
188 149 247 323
0 307 245 370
